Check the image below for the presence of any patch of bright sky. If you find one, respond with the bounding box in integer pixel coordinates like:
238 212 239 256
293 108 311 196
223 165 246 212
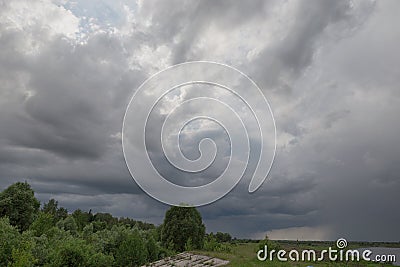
53 0 137 38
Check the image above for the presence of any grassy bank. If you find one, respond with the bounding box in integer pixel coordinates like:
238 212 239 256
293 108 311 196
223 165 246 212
193 242 395 267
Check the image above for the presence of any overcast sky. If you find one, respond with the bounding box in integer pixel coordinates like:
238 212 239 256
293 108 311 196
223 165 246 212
0 0 399 241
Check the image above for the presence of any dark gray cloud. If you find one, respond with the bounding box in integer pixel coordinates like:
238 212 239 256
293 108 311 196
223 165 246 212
0 0 399 241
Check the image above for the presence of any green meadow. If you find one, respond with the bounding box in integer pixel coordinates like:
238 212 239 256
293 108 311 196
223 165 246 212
194 241 397 267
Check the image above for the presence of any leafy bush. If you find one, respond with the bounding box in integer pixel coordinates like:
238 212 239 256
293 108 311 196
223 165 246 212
203 235 232 252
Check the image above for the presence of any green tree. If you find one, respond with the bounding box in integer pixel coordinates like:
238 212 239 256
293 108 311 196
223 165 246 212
31 234 51 266
9 232 36 267
118 217 155 230
30 212 54 237
0 182 40 231
145 233 159 262
115 230 147 267
215 231 232 243
161 206 205 252
42 199 58 215
72 209 93 231
56 216 78 236
42 199 68 223
94 213 117 228
82 223 94 241
0 217 20 266
49 237 90 267
87 252 114 267
92 220 107 232
56 207 68 221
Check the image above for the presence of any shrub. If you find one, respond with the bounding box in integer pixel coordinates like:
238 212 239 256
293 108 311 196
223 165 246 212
203 235 232 252
258 235 281 252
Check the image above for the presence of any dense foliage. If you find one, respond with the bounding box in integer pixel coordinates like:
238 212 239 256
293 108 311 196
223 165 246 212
0 182 171 266
0 182 40 231
161 206 206 252
0 182 233 266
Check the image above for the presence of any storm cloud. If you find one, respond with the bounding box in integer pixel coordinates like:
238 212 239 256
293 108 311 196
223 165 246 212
0 0 399 241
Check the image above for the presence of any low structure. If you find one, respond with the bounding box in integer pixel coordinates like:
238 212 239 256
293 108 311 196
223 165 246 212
142 252 229 267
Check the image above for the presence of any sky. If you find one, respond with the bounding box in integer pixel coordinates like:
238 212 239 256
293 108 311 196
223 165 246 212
0 0 399 241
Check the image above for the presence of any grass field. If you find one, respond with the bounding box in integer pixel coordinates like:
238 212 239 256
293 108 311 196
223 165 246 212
193 242 396 267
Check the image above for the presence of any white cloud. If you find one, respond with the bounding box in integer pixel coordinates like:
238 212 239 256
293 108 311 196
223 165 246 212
1 0 79 39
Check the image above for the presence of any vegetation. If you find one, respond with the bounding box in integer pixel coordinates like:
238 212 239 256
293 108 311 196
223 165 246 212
194 242 396 267
0 182 40 231
0 182 174 266
161 205 205 252
1 181 398 266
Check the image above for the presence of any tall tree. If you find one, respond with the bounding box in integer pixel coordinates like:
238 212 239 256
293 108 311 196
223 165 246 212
42 199 58 215
72 209 93 231
161 206 205 252
0 182 40 231
42 198 68 223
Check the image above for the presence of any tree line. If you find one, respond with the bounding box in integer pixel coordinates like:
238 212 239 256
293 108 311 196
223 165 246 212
0 182 232 266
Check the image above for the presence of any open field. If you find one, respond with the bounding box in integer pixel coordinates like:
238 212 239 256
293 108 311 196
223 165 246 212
191 242 398 267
